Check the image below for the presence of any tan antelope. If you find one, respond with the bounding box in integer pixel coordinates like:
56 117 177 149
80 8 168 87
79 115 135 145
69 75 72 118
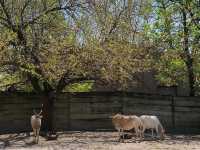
31 108 43 143
111 113 143 142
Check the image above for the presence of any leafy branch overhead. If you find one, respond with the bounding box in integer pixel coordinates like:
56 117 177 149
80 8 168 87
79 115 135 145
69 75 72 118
0 0 153 92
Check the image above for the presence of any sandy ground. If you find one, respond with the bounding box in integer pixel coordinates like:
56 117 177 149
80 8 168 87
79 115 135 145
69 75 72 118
1 131 200 150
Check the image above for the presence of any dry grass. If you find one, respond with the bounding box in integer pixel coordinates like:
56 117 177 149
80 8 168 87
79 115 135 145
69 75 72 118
1 131 200 150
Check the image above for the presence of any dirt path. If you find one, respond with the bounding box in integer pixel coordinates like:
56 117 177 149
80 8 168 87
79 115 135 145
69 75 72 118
1 132 200 150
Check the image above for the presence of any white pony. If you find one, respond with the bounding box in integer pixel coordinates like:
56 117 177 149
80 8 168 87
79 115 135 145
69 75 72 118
111 114 143 141
140 115 165 139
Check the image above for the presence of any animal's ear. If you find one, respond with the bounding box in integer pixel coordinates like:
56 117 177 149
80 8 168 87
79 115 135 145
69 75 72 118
40 115 43 119
109 112 116 118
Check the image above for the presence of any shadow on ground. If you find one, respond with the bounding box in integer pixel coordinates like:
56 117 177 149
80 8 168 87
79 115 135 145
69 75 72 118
0 133 36 149
1 131 200 149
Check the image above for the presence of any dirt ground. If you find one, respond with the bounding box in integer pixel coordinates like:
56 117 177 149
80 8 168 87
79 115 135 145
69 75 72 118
1 131 200 150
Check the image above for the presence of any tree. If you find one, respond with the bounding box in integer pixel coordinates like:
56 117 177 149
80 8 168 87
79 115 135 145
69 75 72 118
0 0 152 135
77 0 154 89
145 0 200 96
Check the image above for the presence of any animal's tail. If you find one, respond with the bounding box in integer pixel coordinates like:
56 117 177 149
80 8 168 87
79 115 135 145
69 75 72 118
137 119 144 138
139 121 144 131
139 125 144 131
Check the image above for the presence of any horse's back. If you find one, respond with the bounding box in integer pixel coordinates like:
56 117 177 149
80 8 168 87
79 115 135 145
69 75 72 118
140 115 159 129
112 114 139 130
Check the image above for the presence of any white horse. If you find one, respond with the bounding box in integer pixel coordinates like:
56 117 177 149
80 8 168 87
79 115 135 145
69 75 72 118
111 114 143 141
140 115 165 139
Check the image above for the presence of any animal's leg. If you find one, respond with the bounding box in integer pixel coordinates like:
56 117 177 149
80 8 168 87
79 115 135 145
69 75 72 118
155 126 159 138
140 125 144 139
151 129 154 138
142 127 145 138
141 125 144 139
135 127 142 141
137 127 141 139
138 128 142 139
37 129 40 144
36 129 38 144
121 129 124 142
33 129 36 137
118 129 121 142
33 129 36 143
138 129 141 139
135 128 139 138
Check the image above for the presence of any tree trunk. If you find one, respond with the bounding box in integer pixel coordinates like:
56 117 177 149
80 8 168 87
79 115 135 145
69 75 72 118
41 91 55 134
182 9 195 96
41 82 56 135
187 61 195 96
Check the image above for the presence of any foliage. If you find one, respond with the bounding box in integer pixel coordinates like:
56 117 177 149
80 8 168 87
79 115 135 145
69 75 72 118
0 0 199 95
0 0 153 92
155 50 187 86
65 81 94 92
144 0 200 95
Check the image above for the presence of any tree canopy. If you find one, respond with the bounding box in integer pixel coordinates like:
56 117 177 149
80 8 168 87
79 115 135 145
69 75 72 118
0 0 200 93
0 0 154 92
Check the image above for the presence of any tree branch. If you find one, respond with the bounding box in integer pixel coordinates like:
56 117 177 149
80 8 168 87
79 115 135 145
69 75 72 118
108 6 126 35
0 0 17 31
20 0 32 26
0 81 25 88
23 3 77 29
187 8 200 30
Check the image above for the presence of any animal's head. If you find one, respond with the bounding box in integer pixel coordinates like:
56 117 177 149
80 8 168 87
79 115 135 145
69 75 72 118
160 129 165 140
109 113 122 119
33 109 43 119
162 129 165 134
35 115 43 119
